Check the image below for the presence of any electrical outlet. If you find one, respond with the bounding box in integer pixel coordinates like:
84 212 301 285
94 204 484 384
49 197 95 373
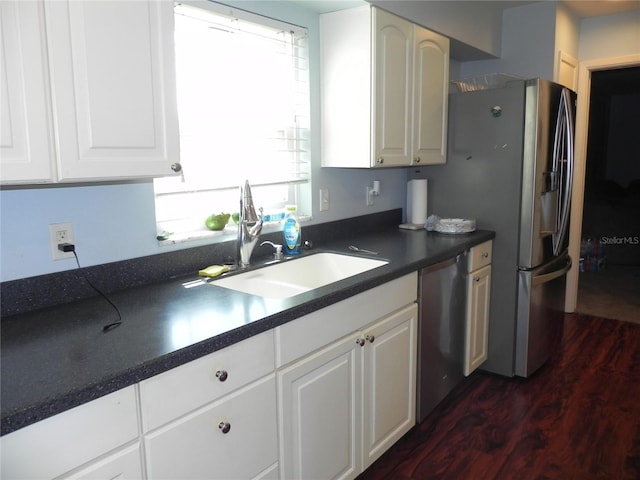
366 186 375 206
49 223 74 260
320 188 330 211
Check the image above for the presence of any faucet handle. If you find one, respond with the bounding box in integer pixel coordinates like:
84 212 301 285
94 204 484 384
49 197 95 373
260 241 283 260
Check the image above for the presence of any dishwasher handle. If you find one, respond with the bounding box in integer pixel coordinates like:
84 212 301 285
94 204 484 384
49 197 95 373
420 252 466 276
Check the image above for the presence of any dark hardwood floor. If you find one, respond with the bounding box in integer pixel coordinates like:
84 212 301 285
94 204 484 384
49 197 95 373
358 313 640 480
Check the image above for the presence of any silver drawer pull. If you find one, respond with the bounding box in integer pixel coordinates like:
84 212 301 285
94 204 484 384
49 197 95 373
218 421 231 434
215 370 228 382
366 335 375 343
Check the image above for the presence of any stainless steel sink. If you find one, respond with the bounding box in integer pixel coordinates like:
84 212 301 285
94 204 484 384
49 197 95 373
212 252 388 299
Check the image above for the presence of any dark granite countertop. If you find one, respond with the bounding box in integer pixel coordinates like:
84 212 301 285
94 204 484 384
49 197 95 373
1 227 494 435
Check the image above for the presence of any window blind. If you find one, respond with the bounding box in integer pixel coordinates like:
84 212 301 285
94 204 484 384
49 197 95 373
156 2 310 193
153 2 310 239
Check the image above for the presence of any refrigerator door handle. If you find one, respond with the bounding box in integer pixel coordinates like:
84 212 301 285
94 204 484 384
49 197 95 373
532 256 572 287
552 88 575 256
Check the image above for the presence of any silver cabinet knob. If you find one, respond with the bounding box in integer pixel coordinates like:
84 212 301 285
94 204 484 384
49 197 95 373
376 157 384 165
482 252 489 258
356 338 365 347
215 370 228 382
414 157 421 164
366 335 375 343
170 162 182 173
474 276 481 282
218 421 231 434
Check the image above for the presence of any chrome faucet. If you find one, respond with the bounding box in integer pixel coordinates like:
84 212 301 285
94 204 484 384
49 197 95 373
237 180 264 267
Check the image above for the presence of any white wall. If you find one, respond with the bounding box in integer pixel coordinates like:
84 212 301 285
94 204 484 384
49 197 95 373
3 2 637 283
555 3 580 57
458 1 558 80
0 0 407 282
0 183 160 280
579 10 640 61
369 0 503 58
553 3 580 81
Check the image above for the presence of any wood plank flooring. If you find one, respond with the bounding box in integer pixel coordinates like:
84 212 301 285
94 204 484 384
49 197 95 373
357 313 640 480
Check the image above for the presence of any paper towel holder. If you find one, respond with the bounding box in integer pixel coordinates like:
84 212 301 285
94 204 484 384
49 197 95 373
399 178 427 231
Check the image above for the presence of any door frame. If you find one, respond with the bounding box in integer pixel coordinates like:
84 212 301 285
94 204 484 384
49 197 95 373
565 53 640 312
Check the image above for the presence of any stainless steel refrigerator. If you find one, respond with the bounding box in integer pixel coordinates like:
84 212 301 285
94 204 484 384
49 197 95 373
416 78 576 378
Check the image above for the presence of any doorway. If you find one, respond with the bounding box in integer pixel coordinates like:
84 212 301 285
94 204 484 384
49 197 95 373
575 66 640 323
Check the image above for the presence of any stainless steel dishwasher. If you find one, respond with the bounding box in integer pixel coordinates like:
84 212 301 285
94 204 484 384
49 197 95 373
417 253 467 423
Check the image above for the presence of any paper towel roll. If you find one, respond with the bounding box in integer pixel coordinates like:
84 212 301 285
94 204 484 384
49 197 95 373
407 179 428 225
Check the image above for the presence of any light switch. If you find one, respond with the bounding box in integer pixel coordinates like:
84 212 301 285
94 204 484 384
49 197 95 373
320 188 330 211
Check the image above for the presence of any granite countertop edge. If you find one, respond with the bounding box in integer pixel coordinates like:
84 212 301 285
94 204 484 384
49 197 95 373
1 229 495 435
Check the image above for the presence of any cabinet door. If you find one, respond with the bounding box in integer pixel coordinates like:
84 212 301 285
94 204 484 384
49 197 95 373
412 26 449 165
44 0 179 181
464 265 491 376
372 8 412 167
0 1 54 184
278 334 362 480
145 374 278 480
361 303 417 469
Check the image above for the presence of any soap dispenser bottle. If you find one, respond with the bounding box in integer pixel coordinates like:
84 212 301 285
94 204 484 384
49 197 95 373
283 205 301 255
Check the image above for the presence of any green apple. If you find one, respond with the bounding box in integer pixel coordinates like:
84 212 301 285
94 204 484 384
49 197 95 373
205 213 231 231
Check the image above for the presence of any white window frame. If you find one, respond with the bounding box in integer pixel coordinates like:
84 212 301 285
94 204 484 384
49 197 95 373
154 1 311 244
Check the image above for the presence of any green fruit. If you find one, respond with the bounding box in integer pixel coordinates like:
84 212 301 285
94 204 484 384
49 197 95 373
205 213 231 231
231 212 240 224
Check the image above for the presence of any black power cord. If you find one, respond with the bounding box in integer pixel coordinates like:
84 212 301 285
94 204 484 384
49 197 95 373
59 243 123 332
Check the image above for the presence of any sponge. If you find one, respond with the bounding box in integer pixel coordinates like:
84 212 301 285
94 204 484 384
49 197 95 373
198 265 230 277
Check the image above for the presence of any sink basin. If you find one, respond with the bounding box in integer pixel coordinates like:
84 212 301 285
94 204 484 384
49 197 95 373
212 252 388 299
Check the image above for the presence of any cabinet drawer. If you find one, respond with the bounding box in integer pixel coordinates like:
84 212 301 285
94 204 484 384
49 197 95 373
467 240 493 272
60 443 143 480
0 386 138 480
144 374 278 480
275 273 418 367
140 330 275 432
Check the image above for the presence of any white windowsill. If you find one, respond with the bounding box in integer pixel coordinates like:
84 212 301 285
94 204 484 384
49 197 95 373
157 215 312 247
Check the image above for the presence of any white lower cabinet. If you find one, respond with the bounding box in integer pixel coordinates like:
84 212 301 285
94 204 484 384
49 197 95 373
362 305 417 469
144 374 278 480
0 386 140 480
139 330 278 479
276 273 418 480
464 241 493 376
1 275 420 480
278 333 361 480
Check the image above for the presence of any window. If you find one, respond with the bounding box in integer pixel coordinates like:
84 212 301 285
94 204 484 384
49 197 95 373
154 2 310 242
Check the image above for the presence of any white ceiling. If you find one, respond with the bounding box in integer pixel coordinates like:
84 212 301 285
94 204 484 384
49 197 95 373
562 0 640 18
290 0 639 60
292 0 640 18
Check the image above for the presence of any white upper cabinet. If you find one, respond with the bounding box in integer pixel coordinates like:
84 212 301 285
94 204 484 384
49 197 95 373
321 6 449 168
0 1 55 184
372 9 413 167
45 0 180 181
0 0 180 185
412 26 449 165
